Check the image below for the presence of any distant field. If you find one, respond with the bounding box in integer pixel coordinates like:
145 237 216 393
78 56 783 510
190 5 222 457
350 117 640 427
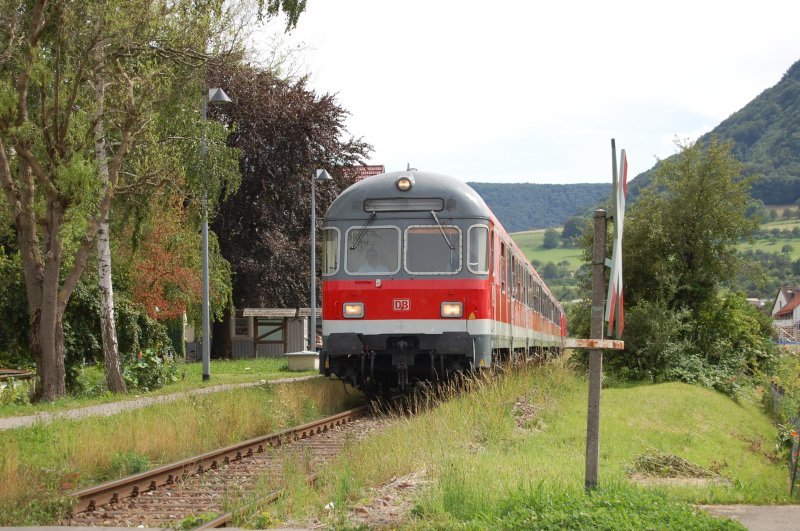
511 228 583 268
765 204 799 219
739 238 800 259
740 218 800 259
761 218 800 231
512 216 800 272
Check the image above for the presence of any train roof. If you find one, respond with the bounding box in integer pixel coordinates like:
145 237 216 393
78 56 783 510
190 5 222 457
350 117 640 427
325 170 494 221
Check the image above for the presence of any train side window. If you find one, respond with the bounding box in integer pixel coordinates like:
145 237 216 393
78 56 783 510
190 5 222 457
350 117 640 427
322 227 340 276
506 244 512 295
511 256 517 299
500 242 506 293
467 225 489 274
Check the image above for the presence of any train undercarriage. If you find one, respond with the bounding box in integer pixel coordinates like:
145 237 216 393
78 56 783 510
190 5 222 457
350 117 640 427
322 332 562 395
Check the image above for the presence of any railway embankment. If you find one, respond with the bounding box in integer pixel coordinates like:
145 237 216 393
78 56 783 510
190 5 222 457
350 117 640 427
0 358 795 528
273 360 791 529
0 376 363 526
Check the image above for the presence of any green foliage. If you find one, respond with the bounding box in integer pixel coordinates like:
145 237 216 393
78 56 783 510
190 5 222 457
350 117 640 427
624 138 757 310
470 484 743 530
0 250 174 394
469 182 610 232
122 349 179 393
542 228 560 249
583 140 775 396
0 379 32 406
0 250 30 368
102 450 151 480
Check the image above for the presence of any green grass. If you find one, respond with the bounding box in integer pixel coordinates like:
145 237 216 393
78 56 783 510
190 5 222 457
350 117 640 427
270 361 787 529
738 238 800 260
0 357 316 418
0 377 363 525
512 229 584 268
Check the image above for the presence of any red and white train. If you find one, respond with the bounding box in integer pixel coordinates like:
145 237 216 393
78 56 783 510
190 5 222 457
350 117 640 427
320 170 565 394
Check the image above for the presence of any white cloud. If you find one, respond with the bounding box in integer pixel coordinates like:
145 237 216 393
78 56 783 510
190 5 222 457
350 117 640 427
253 0 800 183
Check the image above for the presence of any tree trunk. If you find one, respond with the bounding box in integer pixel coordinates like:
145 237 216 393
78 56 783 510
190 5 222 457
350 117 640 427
34 262 67 401
93 47 126 394
97 212 126 393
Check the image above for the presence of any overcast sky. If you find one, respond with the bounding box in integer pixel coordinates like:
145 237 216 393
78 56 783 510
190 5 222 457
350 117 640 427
254 0 800 184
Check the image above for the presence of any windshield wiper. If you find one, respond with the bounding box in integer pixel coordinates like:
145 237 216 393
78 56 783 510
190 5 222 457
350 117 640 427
430 210 454 250
349 211 377 249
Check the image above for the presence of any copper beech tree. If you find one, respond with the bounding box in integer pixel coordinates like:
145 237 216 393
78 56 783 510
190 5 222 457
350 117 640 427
208 64 371 310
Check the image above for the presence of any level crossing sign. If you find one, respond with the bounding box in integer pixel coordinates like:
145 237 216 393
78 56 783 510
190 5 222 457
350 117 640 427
604 144 627 338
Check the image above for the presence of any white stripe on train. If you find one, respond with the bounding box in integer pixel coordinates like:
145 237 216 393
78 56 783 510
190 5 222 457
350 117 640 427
323 319 562 346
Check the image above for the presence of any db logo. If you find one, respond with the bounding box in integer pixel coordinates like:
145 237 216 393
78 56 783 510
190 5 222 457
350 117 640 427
393 298 410 311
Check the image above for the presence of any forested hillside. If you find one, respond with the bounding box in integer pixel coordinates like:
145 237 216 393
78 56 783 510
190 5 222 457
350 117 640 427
468 182 609 232
628 59 800 204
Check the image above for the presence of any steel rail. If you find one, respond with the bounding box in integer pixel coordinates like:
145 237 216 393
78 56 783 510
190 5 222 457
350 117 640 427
71 405 370 514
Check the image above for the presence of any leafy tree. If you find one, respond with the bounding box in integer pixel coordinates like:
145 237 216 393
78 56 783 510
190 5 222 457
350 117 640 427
542 228 560 249
208 63 371 309
581 139 775 394
624 138 758 311
561 215 588 245
0 0 303 400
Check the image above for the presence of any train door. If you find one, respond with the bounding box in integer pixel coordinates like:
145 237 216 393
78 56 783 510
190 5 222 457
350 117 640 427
510 254 516 355
500 240 506 338
490 229 496 334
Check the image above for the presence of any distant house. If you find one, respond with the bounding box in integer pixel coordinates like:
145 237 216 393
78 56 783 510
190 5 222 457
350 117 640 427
772 286 800 345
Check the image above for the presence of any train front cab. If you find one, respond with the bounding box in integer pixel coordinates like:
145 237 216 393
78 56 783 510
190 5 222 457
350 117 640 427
320 173 494 394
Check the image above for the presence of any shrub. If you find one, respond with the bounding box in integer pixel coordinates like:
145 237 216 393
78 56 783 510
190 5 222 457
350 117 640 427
122 348 179 392
0 378 32 406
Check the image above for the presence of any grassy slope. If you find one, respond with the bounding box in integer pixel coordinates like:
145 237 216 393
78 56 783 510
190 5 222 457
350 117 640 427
741 219 800 259
512 229 583 268
280 362 787 529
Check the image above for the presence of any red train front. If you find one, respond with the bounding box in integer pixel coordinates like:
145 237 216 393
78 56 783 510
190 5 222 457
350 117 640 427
321 170 564 394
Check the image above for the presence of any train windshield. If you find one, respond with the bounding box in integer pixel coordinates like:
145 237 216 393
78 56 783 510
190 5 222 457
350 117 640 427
345 226 400 275
405 226 461 274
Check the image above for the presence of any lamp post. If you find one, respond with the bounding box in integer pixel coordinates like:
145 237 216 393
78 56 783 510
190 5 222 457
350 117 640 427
201 87 232 381
310 169 332 351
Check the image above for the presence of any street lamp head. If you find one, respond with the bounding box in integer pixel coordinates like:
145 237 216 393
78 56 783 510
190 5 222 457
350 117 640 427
315 168 333 181
208 87 232 106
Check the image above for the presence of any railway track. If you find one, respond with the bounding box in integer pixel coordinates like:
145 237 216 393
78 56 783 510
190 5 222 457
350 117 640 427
66 404 380 528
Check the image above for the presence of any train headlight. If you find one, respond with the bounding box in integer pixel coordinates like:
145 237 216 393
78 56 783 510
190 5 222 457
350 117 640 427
441 302 463 318
396 175 414 191
343 302 364 318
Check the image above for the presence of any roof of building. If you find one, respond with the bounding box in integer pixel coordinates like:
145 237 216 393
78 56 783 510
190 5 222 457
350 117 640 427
776 296 800 317
775 286 800 317
342 165 385 181
242 307 321 318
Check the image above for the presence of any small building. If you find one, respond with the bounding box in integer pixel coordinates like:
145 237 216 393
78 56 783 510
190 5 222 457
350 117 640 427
186 307 321 360
772 286 800 346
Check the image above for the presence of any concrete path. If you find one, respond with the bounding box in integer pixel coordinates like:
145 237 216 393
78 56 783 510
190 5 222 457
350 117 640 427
700 504 800 530
0 375 319 431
